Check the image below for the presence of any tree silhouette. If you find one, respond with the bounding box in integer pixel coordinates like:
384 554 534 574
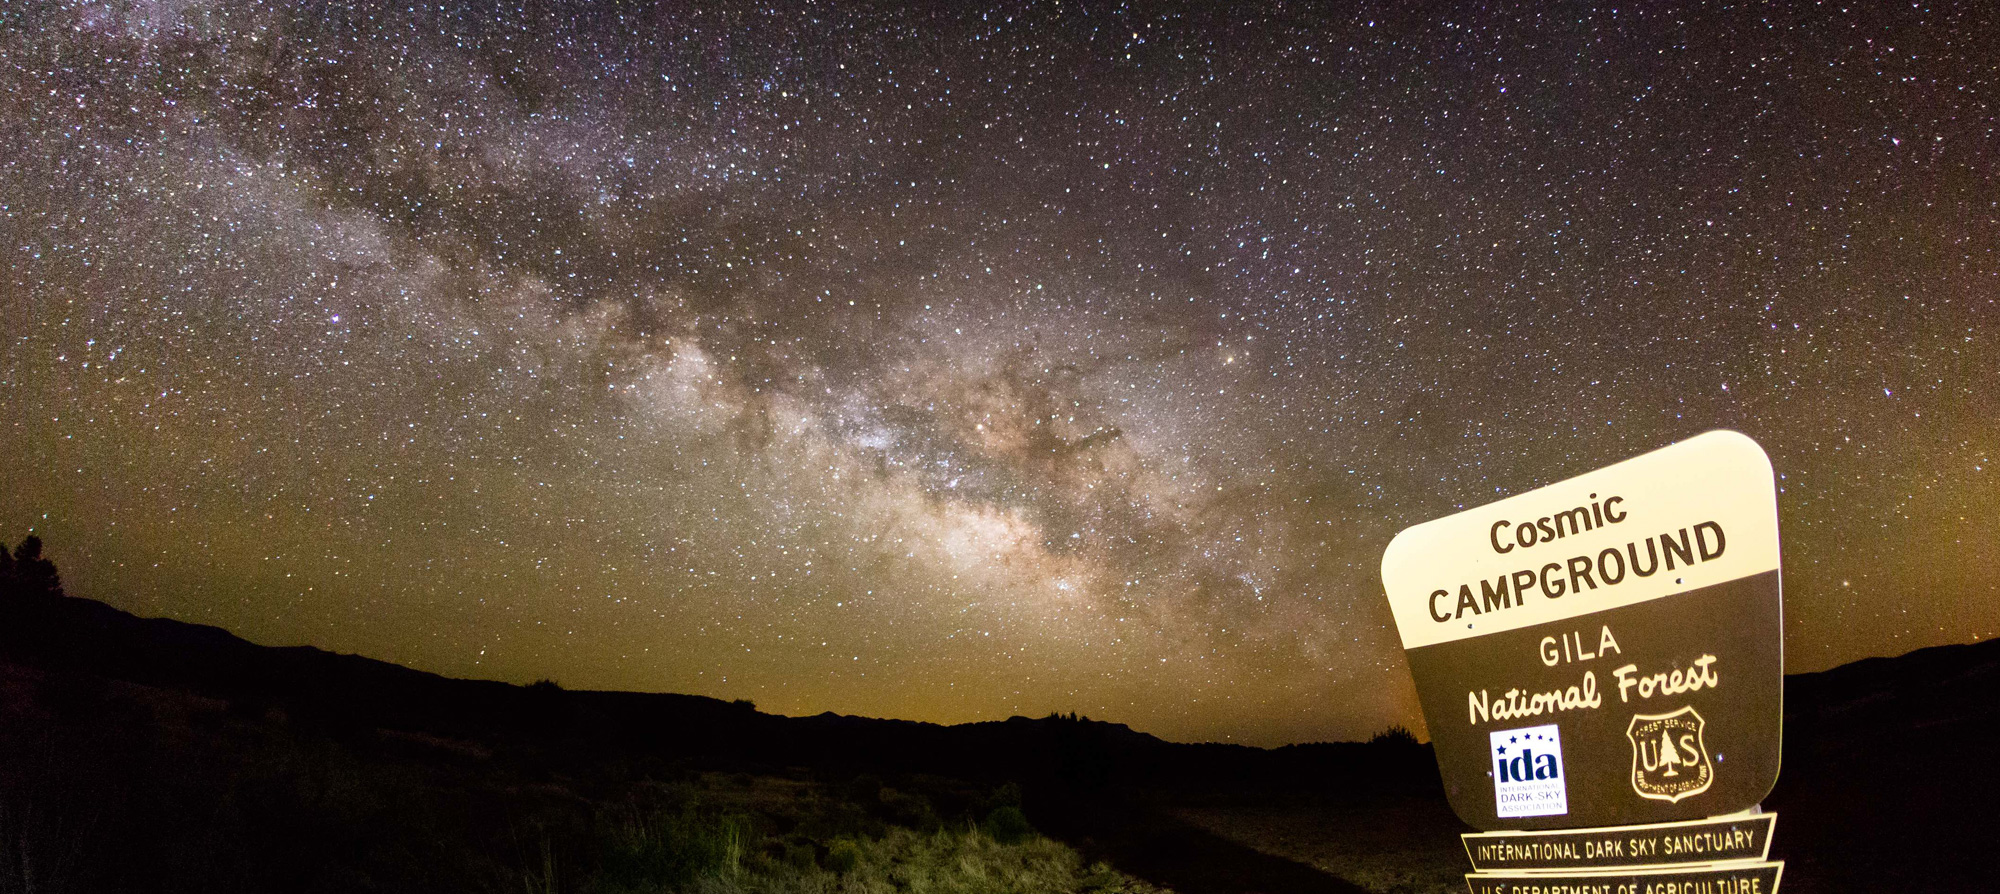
1369 725 1421 749
2 534 65 598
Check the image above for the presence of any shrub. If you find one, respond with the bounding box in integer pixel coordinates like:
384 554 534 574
873 785 941 832
780 840 815 870
823 838 861 874
980 805 1033 845
589 808 747 893
990 781 1023 808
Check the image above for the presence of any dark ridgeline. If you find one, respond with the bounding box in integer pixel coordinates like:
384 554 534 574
0 537 1416 894
1767 636 2000 891
0 538 1993 893
0 570 1433 798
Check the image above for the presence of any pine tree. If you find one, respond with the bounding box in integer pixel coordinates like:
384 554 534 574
1657 729 1683 777
8 535 64 598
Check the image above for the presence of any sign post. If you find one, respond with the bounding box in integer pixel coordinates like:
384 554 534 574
1381 431 1786 891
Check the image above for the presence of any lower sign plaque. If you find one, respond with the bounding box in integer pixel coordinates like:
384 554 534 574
1463 813 1776 873
1466 861 1783 894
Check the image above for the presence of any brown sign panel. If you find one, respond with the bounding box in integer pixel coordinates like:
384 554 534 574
1465 861 1783 894
1462 812 1776 872
1383 431 1784 830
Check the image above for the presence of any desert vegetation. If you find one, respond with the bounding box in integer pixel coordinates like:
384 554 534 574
0 537 1168 893
0 657 1165 893
509 776 1164 894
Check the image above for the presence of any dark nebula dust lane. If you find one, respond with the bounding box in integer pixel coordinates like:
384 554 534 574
2 1 1995 745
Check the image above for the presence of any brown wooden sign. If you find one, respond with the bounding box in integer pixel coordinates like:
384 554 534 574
1382 431 1784 830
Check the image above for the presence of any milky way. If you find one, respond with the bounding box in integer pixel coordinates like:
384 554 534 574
3 2 1996 744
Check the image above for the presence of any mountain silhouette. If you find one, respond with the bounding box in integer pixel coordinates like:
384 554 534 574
0 586 1992 892
0 590 1437 794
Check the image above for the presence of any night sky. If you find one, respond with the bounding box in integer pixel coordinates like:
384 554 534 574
3 1 1995 745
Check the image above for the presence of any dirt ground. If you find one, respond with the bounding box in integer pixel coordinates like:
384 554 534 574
1171 798 1470 894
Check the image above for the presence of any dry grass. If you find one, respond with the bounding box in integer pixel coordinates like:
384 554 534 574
664 825 1166 894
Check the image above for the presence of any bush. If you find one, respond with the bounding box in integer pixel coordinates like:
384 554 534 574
980 805 1033 845
588 808 747 893
823 838 861 874
780 840 815 870
990 781 1023 808
876 786 941 832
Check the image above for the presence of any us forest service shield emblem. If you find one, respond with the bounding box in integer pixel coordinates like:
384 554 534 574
1628 706 1714 803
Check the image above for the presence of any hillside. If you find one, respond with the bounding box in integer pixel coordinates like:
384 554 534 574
1 591 1993 892
0 592 1434 794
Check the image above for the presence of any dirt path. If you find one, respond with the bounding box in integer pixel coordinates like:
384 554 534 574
1033 794 1372 894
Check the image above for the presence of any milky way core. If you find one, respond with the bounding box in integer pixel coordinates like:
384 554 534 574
3 2 1996 744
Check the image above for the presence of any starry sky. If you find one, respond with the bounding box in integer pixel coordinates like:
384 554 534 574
3 1 1996 745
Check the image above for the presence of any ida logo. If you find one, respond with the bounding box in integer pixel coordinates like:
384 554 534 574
1627 706 1714 803
1489 724 1568 818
